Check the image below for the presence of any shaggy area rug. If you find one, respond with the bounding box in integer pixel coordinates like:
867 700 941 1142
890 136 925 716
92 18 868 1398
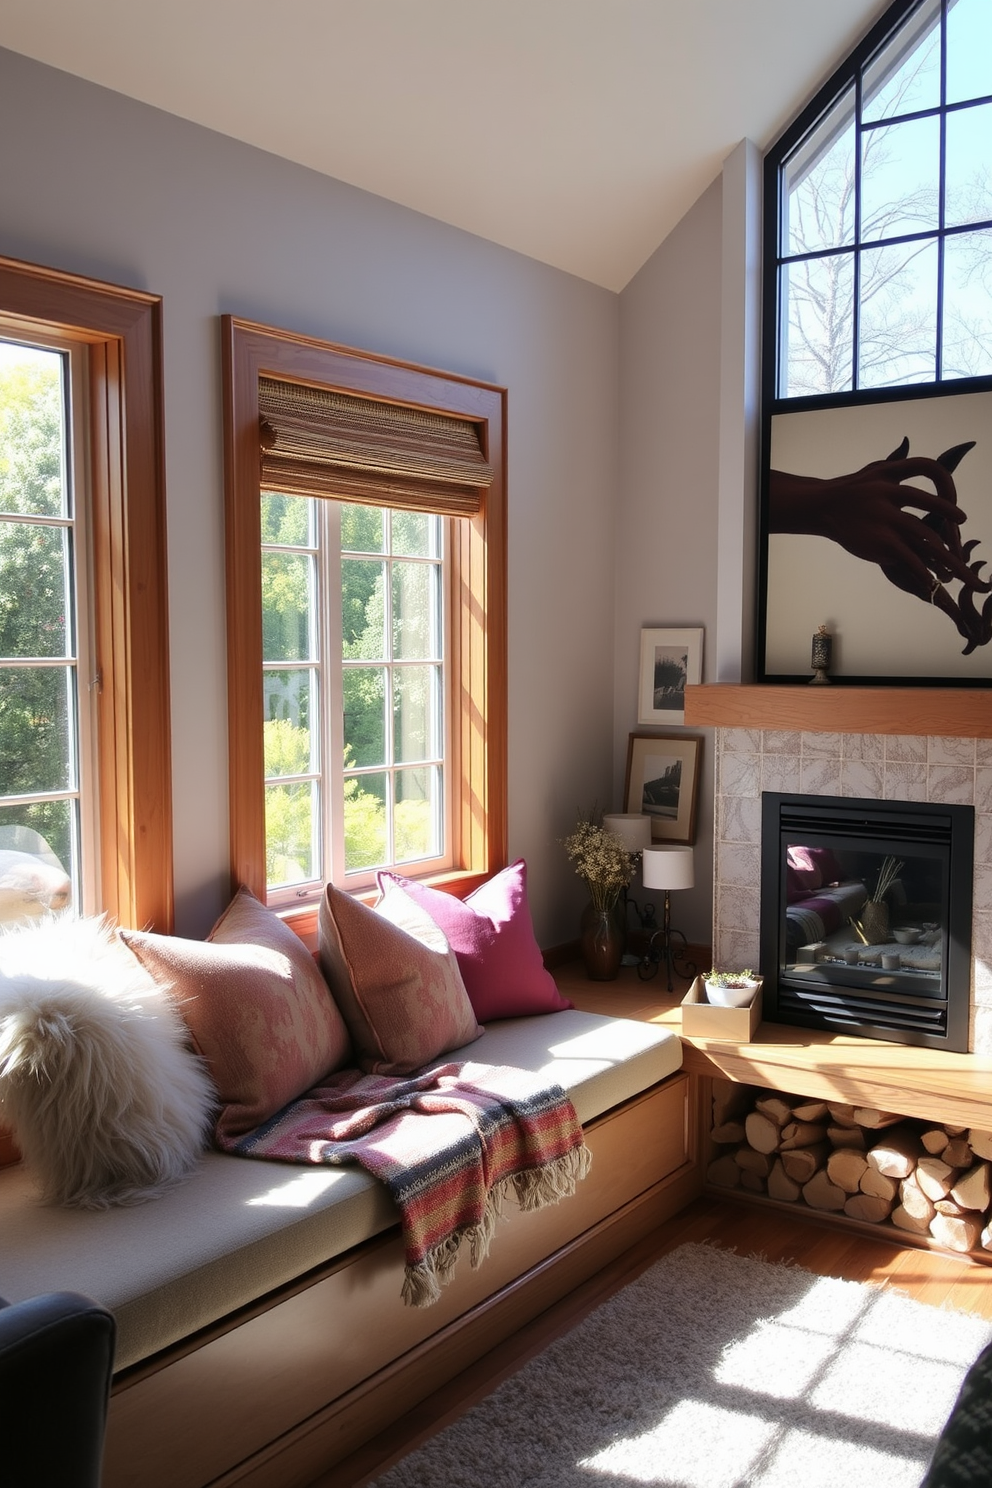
370 1242 992 1488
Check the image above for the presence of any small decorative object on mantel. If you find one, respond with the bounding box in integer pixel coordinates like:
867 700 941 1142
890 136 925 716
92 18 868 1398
561 814 637 982
810 624 832 685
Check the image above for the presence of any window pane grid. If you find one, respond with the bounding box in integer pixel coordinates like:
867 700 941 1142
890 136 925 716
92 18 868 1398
263 493 448 895
340 509 444 877
774 0 992 398
0 336 88 916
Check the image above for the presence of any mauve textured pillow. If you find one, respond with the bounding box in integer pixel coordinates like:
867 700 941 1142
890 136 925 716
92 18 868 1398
375 860 571 1022
318 882 481 1076
122 887 351 1140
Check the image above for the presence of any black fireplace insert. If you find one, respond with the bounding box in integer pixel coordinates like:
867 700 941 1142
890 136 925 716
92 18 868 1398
759 792 973 1052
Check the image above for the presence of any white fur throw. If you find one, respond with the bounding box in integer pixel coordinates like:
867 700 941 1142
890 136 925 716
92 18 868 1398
0 916 216 1207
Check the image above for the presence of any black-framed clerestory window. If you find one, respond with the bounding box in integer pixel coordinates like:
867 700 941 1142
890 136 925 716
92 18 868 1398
765 0 992 404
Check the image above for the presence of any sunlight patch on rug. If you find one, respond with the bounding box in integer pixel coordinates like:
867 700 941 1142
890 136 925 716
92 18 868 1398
578 1399 778 1485
370 1243 992 1488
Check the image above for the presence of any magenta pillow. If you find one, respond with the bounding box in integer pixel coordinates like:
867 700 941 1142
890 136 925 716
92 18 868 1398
375 859 572 1022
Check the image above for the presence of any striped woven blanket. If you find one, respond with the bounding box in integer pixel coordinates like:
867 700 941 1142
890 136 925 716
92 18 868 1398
219 1061 591 1306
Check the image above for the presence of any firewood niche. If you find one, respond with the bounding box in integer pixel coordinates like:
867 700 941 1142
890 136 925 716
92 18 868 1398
707 1080 992 1257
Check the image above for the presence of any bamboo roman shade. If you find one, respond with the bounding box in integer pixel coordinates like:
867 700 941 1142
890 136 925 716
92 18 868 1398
258 377 494 515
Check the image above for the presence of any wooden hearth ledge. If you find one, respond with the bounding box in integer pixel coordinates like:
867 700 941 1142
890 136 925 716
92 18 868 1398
684 683 992 738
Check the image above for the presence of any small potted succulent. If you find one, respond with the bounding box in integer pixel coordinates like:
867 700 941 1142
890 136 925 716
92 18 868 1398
703 968 761 1008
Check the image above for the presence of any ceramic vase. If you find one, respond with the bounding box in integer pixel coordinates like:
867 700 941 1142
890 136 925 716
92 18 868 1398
579 901 624 981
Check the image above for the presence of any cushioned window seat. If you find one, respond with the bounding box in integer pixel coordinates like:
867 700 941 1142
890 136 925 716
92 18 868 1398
0 1008 682 1374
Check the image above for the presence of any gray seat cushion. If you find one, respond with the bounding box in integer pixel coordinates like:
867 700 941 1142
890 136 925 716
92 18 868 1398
0 1009 681 1369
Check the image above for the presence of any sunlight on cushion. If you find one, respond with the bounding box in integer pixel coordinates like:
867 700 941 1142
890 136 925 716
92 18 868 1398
812 1338 970 1433
247 1170 340 1208
757 1424 929 1488
578 1399 778 1486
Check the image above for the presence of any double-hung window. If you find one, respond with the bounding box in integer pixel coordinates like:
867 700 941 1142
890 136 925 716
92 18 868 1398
0 334 94 916
262 494 448 896
223 318 507 933
0 256 171 929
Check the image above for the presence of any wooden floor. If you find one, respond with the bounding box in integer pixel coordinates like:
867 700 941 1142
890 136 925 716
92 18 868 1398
311 1192 992 1488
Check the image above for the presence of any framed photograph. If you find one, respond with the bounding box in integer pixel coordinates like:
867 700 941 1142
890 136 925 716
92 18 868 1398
624 732 702 845
759 386 992 684
637 627 703 725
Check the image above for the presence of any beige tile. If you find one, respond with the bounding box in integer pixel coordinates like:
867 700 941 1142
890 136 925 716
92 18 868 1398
926 765 976 805
883 761 928 801
722 727 762 753
716 883 761 932
886 733 927 763
929 735 977 767
976 813 992 866
839 758 884 800
717 793 762 846
800 755 842 796
975 767 992 814
801 731 842 758
761 729 801 755
761 753 802 796
971 910 992 966
719 751 760 799
972 1003 992 1057
842 732 884 762
717 843 761 889
714 927 760 970
975 864 992 915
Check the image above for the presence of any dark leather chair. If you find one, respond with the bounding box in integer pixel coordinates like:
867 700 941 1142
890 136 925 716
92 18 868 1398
0 1291 116 1488
922 1338 992 1487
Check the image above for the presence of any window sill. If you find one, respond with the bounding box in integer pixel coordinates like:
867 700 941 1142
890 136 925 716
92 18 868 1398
278 867 492 951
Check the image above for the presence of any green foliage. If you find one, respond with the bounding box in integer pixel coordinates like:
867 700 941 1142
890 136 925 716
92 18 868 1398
0 354 73 866
261 502 442 885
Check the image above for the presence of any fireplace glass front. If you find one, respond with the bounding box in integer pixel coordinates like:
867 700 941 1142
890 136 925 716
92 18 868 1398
759 792 973 1052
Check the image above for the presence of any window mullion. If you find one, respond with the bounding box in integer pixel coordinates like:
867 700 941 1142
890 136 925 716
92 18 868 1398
322 499 345 886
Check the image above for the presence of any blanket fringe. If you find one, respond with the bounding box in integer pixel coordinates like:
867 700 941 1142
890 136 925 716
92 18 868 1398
401 1144 593 1307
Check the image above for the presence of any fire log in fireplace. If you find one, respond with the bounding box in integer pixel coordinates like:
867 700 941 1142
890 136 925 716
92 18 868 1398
759 792 973 1052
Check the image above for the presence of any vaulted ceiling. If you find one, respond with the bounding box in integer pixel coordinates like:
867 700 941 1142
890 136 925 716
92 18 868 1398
0 1 891 289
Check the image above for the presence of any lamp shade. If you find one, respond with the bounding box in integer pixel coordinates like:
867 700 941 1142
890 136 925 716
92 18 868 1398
641 845 694 891
602 813 652 852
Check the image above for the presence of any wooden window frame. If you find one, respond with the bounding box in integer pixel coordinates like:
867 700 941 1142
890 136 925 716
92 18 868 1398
0 254 172 930
222 316 507 938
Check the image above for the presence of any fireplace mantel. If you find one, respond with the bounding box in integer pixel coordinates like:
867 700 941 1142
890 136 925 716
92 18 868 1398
684 684 992 738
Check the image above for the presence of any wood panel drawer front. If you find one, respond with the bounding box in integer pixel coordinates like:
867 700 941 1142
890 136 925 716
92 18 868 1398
104 1074 689 1488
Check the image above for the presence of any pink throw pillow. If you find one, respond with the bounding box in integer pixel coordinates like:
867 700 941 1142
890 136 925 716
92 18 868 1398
319 882 482 1076
375 860 571 1022
122 887 351 1140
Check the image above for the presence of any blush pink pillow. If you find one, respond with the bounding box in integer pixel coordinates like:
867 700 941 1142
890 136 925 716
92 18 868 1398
122 887 351 1140
375 860 571 1022
319 882 482 1076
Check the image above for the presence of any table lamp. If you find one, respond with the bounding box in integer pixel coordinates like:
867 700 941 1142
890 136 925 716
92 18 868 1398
639 844 696 990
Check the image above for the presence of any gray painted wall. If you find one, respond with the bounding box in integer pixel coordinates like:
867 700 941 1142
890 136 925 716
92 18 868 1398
0 49 735 951
616 180 724 946
0 46 625 943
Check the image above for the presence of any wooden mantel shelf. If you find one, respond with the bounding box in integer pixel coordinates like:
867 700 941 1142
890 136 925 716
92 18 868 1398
684 683 992 738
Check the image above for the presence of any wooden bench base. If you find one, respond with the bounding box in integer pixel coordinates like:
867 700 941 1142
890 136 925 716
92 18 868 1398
104 1072 698 1488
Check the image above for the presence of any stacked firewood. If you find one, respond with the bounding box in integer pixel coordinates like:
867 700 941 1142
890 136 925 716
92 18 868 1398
706 1079 992 1255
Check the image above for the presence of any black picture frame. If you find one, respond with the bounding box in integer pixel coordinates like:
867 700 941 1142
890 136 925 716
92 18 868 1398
758 383 992 685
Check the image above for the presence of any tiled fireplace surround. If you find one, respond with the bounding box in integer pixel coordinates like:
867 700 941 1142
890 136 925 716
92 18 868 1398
712 726 992 1055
